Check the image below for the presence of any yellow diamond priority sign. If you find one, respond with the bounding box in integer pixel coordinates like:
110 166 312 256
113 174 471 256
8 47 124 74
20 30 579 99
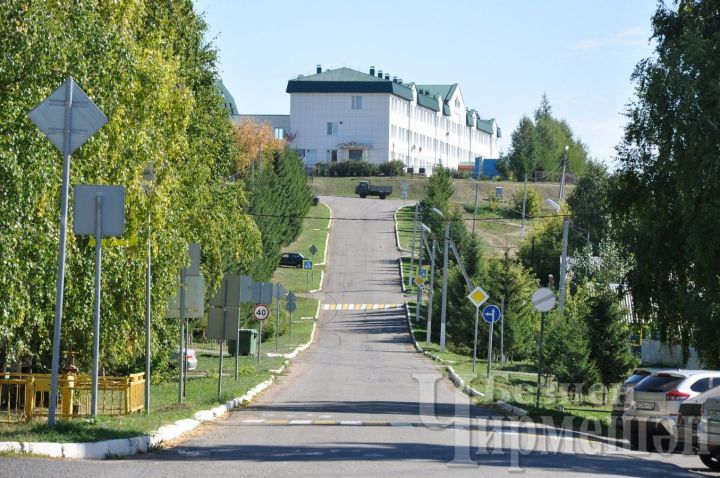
414 276 425 287
467 286 489 308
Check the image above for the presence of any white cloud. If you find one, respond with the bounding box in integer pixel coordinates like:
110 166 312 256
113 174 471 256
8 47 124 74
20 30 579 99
572 27 648 51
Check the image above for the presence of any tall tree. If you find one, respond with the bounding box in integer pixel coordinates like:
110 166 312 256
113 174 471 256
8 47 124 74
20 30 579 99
567 160 611 251
609 0 720 366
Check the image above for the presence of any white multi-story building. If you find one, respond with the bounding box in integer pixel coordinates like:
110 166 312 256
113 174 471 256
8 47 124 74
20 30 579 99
285 65 501 173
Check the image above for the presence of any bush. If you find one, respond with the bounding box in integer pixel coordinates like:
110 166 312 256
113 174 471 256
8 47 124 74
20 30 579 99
451 170 470 179
378 160 405 177
328 160 378 177
511 186 542 219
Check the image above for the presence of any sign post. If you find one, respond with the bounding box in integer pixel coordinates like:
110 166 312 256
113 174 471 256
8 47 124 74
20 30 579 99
286 292 297 340
532 287 556 408
303 259 313 291
29 77 107 426
309 245 318 284
73 185 125 417
467 286 489 374
482 305 501 378
253 303 270 365
274 283 287 351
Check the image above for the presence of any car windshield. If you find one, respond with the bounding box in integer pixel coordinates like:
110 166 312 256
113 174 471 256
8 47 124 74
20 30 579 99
634 374 683 393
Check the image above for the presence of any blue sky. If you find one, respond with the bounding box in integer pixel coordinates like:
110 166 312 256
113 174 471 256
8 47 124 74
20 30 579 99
194 0 659 167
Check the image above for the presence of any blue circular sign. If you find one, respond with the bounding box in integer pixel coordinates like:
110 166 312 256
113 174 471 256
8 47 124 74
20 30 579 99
482 305 501 324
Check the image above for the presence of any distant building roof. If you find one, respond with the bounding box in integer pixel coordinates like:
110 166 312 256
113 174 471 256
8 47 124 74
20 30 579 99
216 79 238 116
286 67 413 101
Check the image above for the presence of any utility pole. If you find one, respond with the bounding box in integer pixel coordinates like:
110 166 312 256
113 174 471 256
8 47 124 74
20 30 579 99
426 238 436 345
520 174 528 239
472 180 479 235
558 217 570 318
558 145 569 203
500 297 505 365
407 203 419 288
440 220 450 352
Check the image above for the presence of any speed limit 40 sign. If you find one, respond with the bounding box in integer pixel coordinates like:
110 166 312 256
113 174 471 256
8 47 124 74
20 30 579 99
253 304 270 321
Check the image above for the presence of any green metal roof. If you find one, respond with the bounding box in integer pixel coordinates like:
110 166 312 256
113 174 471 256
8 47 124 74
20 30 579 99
287 67 413 101
476 118 495 135
417 92 440 112
215 79 238 116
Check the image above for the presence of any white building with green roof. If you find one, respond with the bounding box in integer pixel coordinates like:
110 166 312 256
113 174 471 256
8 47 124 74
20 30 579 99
285 65 501 173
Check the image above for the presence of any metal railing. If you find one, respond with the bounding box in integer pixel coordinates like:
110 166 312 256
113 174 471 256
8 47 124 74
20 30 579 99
0 372 145 423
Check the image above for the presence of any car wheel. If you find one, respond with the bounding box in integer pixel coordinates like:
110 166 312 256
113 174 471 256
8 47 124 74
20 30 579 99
360 194 367 198
700 454 720 470
295 262 302 268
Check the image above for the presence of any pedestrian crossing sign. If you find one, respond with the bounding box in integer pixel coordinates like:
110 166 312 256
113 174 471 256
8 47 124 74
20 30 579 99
418 267 428 279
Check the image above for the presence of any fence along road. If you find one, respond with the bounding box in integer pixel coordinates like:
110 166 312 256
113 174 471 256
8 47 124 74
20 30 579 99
2 196 704 477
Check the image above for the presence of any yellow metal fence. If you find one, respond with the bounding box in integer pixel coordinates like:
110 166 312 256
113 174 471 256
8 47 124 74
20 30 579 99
0 372 145 423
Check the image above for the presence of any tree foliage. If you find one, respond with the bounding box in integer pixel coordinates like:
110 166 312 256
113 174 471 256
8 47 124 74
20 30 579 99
567 161 611 251
501 95 589 181
609 0 720 365
0 1 261 374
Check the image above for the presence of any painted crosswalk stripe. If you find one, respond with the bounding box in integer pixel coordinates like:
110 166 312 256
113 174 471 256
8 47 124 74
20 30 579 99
361 304 367 310
348 304 355 310
323 304 330 310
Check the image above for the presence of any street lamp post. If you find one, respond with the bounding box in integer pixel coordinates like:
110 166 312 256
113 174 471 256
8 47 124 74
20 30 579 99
416 224 431 324
432 208 450 352
141 163 155 415
472 179 479 235
426 238 436 345
558 145 569 203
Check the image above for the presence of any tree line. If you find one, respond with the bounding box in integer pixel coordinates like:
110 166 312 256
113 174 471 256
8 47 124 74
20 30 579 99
0 1 311 377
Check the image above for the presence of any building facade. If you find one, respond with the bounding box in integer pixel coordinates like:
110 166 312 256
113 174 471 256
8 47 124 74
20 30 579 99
286 65 501 173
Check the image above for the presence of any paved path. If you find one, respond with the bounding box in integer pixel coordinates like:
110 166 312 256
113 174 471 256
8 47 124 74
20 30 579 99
2 196 710 477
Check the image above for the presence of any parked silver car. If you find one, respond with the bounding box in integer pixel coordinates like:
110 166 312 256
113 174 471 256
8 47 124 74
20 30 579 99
675 385 720 450
697 396 720 469
611 368 664 421
623 370 720 450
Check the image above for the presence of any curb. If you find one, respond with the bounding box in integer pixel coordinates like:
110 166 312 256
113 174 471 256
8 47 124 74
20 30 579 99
398 258 407 293
402 301 485 400
308 270 324 294
495 400 529 417
394 206 412 252
3 319 320 459
316 200 332 266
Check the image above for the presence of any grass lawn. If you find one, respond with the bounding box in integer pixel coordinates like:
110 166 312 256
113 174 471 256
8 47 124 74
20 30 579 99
396 205 416 251
272 201 331 292
406 300 617 436
0 298 318 443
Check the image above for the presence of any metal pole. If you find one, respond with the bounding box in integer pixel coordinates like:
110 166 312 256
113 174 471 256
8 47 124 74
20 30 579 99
257 321 263 365
426 239 436 345
559 147 568 203
91 194 102 417
416 228 424 323
144 211 151 414
275 289 280 351
235 281 241 381
289 308 293 341
500 297 505 365
536 312 546 409
218 279 227 402
183 316 188 398
521 176 528 239
178 269 186 403
48 77 74 427
487 319 494 379
407 203 418 288
558 217 570 318
440 221 450 352
472 182 479 235
472 307 479 374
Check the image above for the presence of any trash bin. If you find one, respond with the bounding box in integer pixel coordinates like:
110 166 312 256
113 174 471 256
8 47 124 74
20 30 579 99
228 329 258 357
312 196 320 206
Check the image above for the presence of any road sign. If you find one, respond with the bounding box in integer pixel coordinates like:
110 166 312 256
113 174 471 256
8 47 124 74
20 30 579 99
401 181 409 191
166 275 206 318
467 286 489 308
482 304 501 324
210 275 254 308
418 267 428 279
207 307 240 340
309 244 318 256
287 291 297 304
400 190 408 199
303 259 313 270
414 276 425 287
286 301 297 313
73 185 126 237
186 243 202 276
253 304 270 321
251 282 274 304
274 283 287 298
29 77 108 155
532 287 556 312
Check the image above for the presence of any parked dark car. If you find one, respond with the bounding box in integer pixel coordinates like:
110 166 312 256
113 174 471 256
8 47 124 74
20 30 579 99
279 252 304 268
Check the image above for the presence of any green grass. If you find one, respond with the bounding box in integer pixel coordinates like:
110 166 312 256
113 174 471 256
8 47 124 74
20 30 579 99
272 201 331 292
396 205 416 251
310 176 571 206
0 298 318 444
406 300 617 436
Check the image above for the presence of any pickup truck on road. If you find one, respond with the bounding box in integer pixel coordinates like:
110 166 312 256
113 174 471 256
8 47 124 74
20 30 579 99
355 181 392 199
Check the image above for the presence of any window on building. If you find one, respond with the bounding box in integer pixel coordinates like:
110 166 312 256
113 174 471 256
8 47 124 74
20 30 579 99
351 96 363 110
327 122 338 136
349 149 363 160
274 128 285 140
326 149 338 162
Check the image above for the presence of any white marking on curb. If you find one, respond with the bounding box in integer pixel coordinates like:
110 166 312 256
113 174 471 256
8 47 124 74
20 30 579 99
289 420 312 425
339 420 362 425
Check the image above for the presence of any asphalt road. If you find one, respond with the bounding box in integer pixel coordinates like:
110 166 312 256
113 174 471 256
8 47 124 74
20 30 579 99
1 196 713 477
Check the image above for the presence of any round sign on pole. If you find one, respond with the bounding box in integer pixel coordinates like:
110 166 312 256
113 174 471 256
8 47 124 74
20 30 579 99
253 304 270 321
531 288 556 313
286 301 297 313
482 304 501 324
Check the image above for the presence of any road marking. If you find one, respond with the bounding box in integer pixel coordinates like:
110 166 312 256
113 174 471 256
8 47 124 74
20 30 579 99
339 420 363 426
361 304 367 310
372 304 379 309
323 304 330 310
289 420 312 425
321 304 405 312
342 304 349 310
348 304 355 310
264 419 289 425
